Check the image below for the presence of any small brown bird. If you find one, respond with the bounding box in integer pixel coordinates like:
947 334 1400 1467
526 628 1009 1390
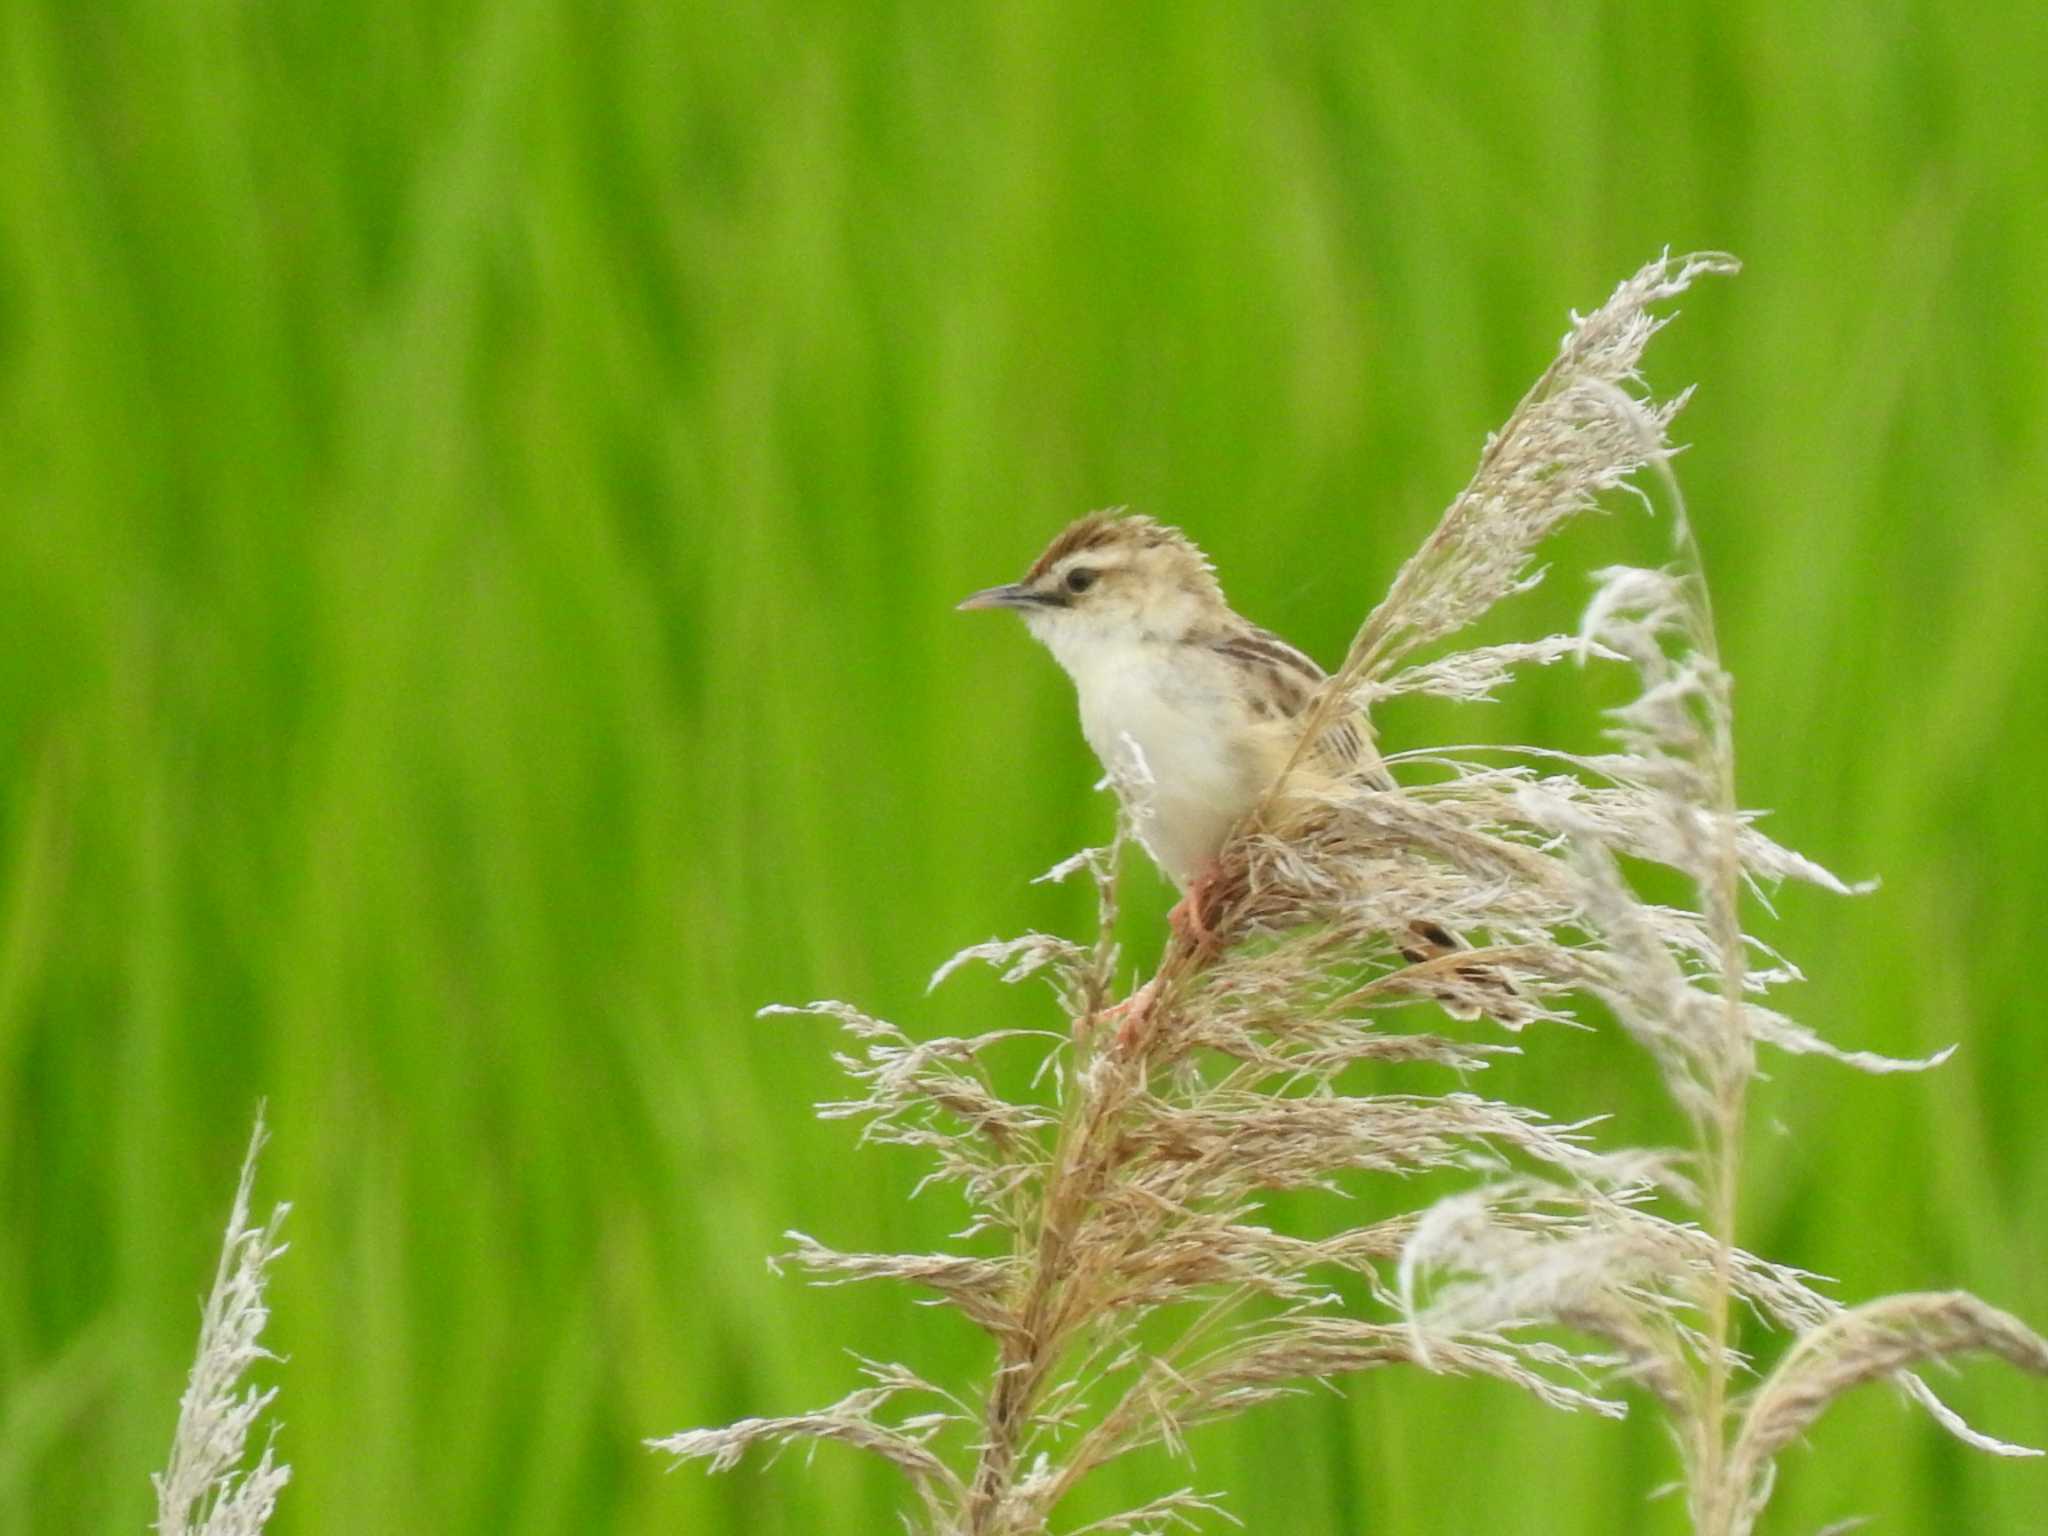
960 510 1492 1022
957 512 1373 942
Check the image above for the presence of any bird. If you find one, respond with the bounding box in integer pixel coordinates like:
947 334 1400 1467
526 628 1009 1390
956 512 1371 941
958 510 1496 1029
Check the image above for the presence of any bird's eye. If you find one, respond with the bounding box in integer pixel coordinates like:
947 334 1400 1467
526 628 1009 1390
1064 566 1098 594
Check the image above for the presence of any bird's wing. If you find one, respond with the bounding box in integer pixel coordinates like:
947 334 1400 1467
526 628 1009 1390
1208 625 1390 787
1212 628 1523 1023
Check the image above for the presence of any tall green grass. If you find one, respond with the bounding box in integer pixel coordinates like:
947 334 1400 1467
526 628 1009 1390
0 2 2042 1531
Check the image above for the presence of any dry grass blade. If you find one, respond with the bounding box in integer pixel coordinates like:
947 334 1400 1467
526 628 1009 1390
1061 1488 1240 1534
778 1232 1021 1336
647 1361 969 1516
1729 1291 2048 1520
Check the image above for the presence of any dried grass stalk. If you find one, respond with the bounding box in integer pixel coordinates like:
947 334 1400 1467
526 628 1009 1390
154 1108 292 1536
650 253 2044 1534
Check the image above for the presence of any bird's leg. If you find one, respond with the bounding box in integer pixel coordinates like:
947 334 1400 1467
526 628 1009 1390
1080 865 1229 1054
1092 977 1162 1052
1167 863 1223 953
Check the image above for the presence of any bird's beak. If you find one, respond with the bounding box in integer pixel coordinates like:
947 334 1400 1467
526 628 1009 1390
956 583 1038 612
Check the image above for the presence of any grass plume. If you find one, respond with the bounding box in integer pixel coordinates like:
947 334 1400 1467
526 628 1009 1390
650 254 2045 1533
153 1109 291 1536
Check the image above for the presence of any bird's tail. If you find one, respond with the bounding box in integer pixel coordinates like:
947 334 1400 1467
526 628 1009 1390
1398 920 1532 1027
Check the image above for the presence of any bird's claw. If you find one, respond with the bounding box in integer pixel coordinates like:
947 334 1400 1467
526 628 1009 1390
1167 866 1223 953
1089 978 1161 1052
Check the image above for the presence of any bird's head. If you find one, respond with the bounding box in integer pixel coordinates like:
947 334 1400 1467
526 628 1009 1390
957 512 1225 666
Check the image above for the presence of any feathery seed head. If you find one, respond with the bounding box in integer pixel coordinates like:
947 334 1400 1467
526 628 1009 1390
664 253 2048 1536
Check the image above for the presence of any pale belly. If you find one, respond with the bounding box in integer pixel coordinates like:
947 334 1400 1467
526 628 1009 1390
1072 650 1276 889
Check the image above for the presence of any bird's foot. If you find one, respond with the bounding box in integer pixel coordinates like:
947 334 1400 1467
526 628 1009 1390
1167 865 1224 953
1090 978 1161 1053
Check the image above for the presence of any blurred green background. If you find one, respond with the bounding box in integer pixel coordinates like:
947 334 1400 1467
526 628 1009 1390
3 1 2044 1532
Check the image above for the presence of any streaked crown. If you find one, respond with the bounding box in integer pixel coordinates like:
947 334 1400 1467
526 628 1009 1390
956 511 1224 617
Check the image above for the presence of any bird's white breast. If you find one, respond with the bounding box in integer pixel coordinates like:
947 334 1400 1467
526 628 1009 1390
1056 637 1275 889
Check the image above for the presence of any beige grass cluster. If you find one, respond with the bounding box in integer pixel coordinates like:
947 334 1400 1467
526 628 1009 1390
650 254 2046 1535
